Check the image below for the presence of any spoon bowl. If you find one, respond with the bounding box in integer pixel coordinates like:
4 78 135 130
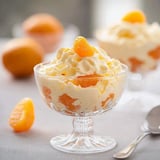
113 105 160 159
146 106 160 134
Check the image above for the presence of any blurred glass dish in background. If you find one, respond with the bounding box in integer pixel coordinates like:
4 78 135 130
94 10 160 91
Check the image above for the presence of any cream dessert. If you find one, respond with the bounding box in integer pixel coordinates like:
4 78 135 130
34 36 127 116
95 10 160 73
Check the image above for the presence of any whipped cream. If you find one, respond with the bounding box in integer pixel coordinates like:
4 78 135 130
35 41 127 115
98 22 160 46
96 22 160 72
39 47 123 77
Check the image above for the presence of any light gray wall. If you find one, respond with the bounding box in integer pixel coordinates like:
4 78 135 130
0 0 92 37
1 0 160 38
141 0 160 24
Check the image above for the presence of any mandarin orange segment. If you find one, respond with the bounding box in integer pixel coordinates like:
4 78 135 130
2 38 43 78
122 10 146 23
73 36 94 57
73 74 101 88
148 46 160 60
118 30 135 39
59 94 80 112
128 57 144 72
101 93 115 108
42 86 52 101
9 98 35 132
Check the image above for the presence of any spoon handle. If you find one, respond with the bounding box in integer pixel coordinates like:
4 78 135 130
113 132 150 159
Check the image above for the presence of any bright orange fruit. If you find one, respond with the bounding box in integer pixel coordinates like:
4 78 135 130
2 38 43 78
9 98 35 132
59 94 80 112
128 57 144 72
23 13 63 34
148 46 160 60
73 74 101 88
122 10 146 23
73 36 94 57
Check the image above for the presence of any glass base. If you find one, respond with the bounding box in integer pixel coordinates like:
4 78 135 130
50 134 117 154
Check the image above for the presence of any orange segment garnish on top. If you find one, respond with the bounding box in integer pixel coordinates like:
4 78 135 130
9 98 35 132
73 36 94 57
122 10 146 23
59 94 80 112
73 74 101 88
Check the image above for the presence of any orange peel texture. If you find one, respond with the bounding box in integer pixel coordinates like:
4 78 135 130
2 38 44 78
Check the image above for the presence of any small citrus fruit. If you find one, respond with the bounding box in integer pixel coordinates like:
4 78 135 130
73 36 94 57
9 98 35 132
122 10 146 23
73 74 101 88
2 38 44 78
22 13 64 53
22 13 63 34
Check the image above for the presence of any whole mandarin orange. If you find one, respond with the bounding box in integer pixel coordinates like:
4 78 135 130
2 38 44 78
22 13 64 53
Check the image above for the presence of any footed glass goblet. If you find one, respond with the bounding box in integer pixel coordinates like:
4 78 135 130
34 62 128 154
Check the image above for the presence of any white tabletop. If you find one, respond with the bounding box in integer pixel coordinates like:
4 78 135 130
1 38 160 160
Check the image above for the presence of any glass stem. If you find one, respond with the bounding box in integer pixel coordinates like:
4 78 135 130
72 117 94 136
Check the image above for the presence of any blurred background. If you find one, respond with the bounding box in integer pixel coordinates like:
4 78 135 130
0 0 160 38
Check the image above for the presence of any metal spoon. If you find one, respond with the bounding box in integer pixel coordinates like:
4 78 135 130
113 105 160 159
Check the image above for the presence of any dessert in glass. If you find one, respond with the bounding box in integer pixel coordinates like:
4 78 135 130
95 10 160 90
34 36 128 154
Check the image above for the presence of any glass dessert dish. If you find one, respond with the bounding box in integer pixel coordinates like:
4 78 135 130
34 36 128 154
34 63 127 154
95 10 160 90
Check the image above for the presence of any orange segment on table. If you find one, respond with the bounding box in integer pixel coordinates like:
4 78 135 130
9 98 35 132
